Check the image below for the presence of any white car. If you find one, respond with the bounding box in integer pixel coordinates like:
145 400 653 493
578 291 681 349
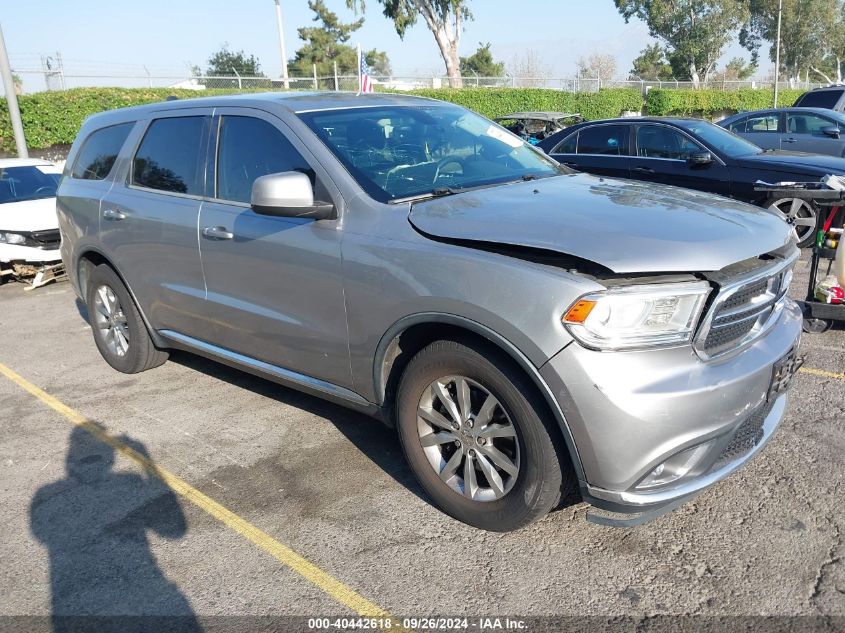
0 159 63 282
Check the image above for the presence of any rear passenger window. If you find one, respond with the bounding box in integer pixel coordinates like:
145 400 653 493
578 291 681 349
132 116 208 195
71 123 133 180
745 115 779 132
215 116 314 204
576 125 629 155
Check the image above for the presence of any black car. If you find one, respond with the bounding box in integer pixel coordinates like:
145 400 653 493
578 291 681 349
539 117 845 246
793 85 845 112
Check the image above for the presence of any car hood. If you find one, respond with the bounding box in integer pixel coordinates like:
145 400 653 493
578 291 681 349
408 174 792 274
0 197 59 232
734 150 845 175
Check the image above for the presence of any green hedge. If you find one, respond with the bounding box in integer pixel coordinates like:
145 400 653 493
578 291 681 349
396 87 645 121
0 85 819 153
0 86 643 153
0 87 248 152
646 88 805 117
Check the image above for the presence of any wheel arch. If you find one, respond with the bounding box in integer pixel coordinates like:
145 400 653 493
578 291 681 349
373 313 585 482
76 247 168 349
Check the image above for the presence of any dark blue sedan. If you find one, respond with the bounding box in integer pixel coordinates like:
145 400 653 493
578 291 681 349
539 117 845 246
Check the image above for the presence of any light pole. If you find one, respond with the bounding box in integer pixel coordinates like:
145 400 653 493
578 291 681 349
0 23 27 158
274 0 290 89
773 0 783 107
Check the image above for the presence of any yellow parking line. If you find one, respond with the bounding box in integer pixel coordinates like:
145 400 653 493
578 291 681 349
0 361 398 621
799 366 845 381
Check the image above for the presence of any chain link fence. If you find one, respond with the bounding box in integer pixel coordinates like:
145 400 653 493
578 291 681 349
7 56 827 95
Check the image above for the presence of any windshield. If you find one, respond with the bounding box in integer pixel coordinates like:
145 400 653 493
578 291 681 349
0 166 61 204
298 105 563 202
675 120 763 158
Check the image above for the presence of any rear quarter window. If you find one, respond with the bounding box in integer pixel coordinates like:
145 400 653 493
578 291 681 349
552 132 577 154
70 122 134 180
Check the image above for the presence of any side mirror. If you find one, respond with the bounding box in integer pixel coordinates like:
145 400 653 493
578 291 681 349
687 151 713 166
821 125 841 139
251 171 336 220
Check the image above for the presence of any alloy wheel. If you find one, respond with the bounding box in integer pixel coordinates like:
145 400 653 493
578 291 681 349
769 198 817 244
92 284 130 357
416 375 520 502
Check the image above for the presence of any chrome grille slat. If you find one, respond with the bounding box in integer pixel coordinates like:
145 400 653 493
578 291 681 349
694 253 797 361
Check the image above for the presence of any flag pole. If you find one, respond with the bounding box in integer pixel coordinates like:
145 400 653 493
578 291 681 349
357 43 362 95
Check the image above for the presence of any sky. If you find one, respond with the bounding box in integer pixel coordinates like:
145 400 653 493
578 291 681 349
1 0 760 93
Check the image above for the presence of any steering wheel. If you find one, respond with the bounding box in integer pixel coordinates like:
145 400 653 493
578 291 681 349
432 156 466 184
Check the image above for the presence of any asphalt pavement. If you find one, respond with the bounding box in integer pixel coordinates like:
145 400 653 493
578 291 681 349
0 255 842 632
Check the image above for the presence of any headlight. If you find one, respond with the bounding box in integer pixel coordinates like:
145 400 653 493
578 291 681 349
563 281 711 350
0 232 26 245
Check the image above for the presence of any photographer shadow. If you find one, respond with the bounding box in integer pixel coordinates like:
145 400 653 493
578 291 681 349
30 424 201 633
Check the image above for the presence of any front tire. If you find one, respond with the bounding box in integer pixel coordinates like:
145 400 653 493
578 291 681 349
85 264 168 374
396 339 572 531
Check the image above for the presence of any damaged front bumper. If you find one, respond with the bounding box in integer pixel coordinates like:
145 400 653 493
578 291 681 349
540 299 803 527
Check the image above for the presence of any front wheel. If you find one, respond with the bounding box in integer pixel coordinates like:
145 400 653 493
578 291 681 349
765 197 818 248
396 339 573 531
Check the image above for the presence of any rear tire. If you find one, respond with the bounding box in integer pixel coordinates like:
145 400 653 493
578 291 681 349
396 339 573 531
85 264 168 373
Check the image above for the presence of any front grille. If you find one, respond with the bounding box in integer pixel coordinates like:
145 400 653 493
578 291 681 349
708 400 774 472
721 278 768 311
696 259 793 358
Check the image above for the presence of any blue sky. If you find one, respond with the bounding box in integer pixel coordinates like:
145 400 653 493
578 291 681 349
2 0 757 90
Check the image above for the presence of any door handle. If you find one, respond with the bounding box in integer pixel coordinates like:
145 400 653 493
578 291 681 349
633 166 655 174
202 226 234 240
782 138 798 143
102 208 127 221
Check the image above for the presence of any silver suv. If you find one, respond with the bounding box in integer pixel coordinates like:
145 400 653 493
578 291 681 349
58 93 802 531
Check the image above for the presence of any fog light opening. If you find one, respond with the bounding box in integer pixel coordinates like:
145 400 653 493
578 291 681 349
635 441 714 490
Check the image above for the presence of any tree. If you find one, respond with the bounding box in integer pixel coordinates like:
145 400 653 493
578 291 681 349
629 43 674 80
615 0 749 87
740 0 838 85
365 50 392 76
460 42 505 77
814 5 845 82
723 56 757 79
291 1 391 79
576 53 618 83
348 0 472 87
507 50 552 87
206 44 264 77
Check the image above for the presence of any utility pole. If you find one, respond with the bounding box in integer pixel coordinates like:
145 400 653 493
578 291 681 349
0 23 27 158
274 0 290 89
773 0 783 107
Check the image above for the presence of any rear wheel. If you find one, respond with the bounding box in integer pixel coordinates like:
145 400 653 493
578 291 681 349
85 264 168 373
396 339 573 531
766 197 818 248
803 317 833 334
